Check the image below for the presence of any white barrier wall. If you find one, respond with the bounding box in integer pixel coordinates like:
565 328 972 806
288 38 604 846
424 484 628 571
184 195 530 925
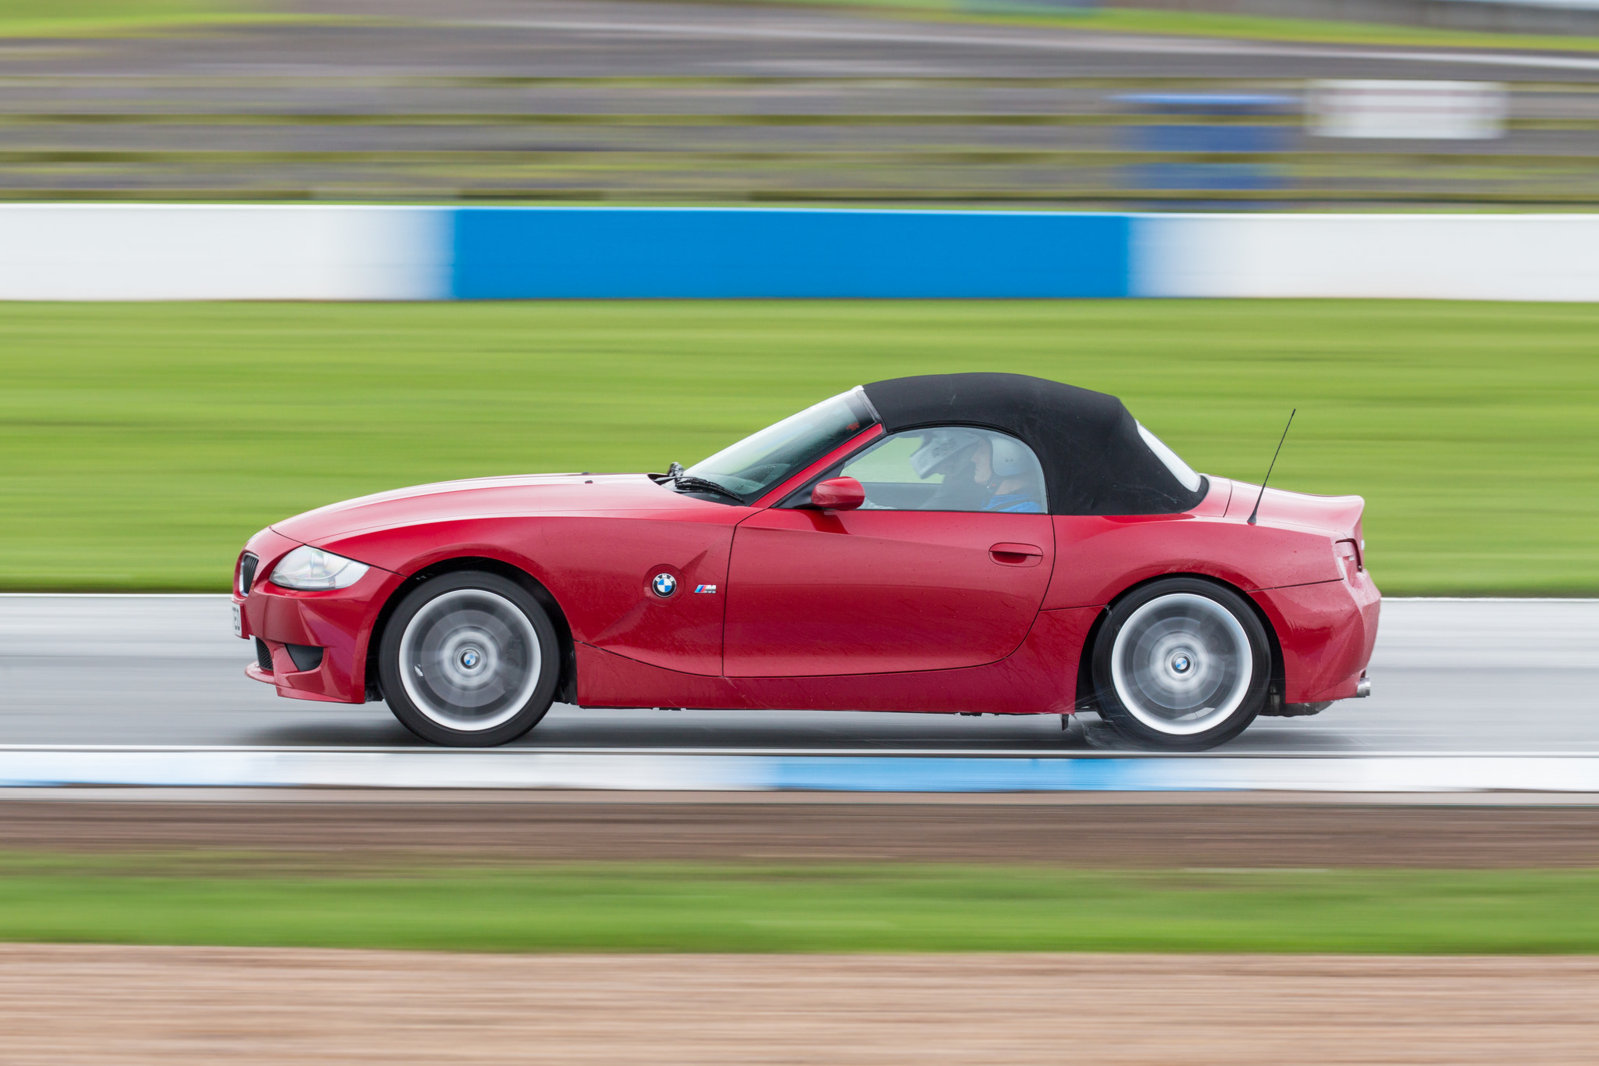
0 205 443 300
1134 214 1599 301
4 205 1599 301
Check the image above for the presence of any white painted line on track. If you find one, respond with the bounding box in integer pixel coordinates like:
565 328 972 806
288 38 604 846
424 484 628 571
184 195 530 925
6 749 1599 792
1 745 1595 759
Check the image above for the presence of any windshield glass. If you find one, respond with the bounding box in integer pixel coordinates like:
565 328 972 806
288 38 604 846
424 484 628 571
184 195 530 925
684 388 874 500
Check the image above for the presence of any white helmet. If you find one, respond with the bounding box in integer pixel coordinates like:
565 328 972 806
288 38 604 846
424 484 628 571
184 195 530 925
909 429 982 480
987 434 1032 479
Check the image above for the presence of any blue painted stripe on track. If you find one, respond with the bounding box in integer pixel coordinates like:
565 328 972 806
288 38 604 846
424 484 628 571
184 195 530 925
767 757 1230 792
449 207 1132 299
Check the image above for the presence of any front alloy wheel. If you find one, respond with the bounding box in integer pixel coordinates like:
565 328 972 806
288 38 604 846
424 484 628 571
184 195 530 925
1090 578 1270 751
379 571 560 746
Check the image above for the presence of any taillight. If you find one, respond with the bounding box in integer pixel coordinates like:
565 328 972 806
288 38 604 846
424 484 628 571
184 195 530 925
1335 539 1363 580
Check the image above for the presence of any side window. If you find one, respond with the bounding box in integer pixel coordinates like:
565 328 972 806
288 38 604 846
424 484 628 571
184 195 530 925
837 428 1047 513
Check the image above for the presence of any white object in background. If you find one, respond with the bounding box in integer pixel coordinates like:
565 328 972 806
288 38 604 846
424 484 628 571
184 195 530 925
1308 80 1506 140
1134 214 1599 302
0 205 445 301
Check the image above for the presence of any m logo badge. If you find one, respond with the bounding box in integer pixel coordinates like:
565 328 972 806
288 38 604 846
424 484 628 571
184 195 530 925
694 584 718 594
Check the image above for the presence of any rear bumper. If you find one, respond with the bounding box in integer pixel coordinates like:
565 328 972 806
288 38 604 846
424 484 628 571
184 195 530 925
1252 569 1381 705
232 526 402 705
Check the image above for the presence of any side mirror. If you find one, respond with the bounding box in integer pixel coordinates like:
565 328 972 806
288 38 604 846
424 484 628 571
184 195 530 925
810 476 865 511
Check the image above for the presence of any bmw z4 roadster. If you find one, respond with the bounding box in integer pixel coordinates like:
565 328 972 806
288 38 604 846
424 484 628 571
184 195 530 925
232 373 1379 750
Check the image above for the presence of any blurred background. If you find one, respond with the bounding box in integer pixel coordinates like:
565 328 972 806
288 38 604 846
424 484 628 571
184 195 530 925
4 0 1599 209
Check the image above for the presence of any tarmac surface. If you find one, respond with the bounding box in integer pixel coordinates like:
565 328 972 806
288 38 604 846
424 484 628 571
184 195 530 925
3 795 1598 865
2 596 1594 754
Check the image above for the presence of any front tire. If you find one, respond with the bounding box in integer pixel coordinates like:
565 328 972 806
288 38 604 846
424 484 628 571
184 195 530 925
1090 578 1270 751
378 571 560 747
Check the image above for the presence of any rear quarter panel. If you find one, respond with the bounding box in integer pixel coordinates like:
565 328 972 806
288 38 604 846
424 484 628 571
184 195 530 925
1039 478 1377 706
1043 512 1341 610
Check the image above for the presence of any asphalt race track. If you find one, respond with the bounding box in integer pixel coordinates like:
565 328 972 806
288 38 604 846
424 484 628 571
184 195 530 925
1 596 1593 754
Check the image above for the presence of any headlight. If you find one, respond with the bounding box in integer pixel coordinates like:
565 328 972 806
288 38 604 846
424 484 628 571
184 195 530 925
269 546 370 591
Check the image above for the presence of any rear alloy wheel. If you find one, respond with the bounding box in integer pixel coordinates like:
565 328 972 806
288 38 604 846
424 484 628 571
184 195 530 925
1090 578 1270 751
378 571 560 747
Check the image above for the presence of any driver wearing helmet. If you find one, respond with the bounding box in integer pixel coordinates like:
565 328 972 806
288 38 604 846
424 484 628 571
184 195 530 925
909 429 1044 514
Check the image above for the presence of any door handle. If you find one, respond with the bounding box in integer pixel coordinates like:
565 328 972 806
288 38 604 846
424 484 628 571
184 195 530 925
989 542 1044 566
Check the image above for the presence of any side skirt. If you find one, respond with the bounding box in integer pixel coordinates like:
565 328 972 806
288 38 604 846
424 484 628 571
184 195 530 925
572 606 1097 714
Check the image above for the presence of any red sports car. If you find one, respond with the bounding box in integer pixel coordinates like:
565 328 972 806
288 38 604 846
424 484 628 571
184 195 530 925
232 373 1378 750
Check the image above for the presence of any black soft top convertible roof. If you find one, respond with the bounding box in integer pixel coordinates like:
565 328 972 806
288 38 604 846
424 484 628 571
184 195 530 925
860 373 1205 516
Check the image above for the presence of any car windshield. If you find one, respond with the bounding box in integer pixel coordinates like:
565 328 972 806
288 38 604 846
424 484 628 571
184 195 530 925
683 388 874 500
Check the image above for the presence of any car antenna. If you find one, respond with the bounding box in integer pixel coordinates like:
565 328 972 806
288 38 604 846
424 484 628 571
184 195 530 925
1246 409 1296 527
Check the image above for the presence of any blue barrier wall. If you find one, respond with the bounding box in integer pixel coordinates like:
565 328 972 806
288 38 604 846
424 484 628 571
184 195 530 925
450 207 1132 299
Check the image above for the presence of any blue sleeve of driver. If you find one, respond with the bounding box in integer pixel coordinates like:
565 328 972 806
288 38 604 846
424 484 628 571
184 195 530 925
986 495 1044 514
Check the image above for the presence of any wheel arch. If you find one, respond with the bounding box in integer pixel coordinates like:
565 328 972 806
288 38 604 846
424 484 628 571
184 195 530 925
1073 571 1284 712
364 556 577 705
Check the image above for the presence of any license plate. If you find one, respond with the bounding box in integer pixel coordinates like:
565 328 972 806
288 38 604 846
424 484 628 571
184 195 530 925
232 601 244 638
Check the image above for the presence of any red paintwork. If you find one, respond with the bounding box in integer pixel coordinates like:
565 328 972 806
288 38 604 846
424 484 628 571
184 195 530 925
232 428 1379 717
809 476 866 511
574 605 1099 715
724 508 1053 676
235 524 406 703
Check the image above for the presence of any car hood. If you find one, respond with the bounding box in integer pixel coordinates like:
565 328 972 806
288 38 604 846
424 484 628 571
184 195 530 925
272 472 682 545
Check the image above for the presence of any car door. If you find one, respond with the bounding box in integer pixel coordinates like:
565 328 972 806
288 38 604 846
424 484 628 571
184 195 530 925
721 427 1055 677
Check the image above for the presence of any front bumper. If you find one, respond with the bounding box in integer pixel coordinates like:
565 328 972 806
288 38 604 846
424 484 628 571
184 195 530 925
233 526 404 704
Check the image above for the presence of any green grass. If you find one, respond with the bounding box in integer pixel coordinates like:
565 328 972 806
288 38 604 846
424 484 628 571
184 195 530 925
726 0 1599 54
4 860 1599 954
0 0 334 37
1 300 1595 594
9 0 1598 51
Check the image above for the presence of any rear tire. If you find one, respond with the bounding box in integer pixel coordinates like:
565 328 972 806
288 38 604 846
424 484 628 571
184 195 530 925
378 571 560 747
1090 578 1270 751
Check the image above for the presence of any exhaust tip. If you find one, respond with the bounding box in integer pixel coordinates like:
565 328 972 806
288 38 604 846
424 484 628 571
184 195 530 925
1356 676 1372 699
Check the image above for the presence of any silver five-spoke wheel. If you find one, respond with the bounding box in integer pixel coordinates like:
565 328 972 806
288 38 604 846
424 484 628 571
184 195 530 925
1091 579 1270 750
379 572 560 746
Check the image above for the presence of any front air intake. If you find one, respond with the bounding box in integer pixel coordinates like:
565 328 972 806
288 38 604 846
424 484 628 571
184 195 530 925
254 637 273 673
285 644 324 672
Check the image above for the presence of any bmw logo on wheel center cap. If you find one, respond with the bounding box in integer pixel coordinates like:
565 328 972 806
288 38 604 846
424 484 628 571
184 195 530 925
651 572 678 598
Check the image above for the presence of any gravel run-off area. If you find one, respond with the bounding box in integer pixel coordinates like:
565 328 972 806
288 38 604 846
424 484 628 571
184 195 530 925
4 945 1598 1065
